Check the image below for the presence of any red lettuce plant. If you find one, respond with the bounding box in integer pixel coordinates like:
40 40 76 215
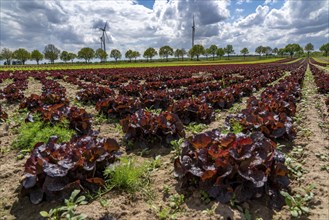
120 110 185 146
167 98 215 125
96 96 142 118
225 62 307 140
141 90 173 109
25 104 92 135
2 80 28 103
21 134 120 204
310 63 329 94
76 84 114 104
174 130 289 208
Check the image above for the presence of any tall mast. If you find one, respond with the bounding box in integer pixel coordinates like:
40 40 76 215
102 32 106 53
192 15 195 47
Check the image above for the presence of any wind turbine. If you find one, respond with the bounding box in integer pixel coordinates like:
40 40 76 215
192 15 195 47
99 22 111 54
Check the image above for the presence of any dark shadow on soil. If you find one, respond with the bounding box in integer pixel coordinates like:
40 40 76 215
277 139 308 154
10 189 61 220
125 142 172 158
173 181 275 220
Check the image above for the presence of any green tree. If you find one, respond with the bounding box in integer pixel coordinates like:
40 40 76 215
125 49 133 62
44 44 60 64
224 45 234 60
174 49 186 61
30 50 43 65
143 47 157 61
278 48 285 58
240 47 249 60
60 51 70 63
1 48 13 65
78 47 95 63
95 48 108 62
208 45 218 60
264 46 272 58
13 48 30 65
68 53 77 63
174 49 181 60
159 45 174 61
189 44 205 61
204 48 210 60
255 46 264 58
272 47 278 55
132 51 140 62
261 46 268 58
304 43 314 58
284 44 303 58
319 43 329 57
180 48 187 61
216 48 224 60
110 49 122 62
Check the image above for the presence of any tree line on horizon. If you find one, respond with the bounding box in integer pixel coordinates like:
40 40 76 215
0 42 328 65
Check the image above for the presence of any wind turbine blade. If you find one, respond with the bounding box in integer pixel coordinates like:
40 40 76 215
105 32 112 43
104 22 107 30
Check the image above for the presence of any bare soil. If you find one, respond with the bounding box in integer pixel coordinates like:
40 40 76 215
286 69 329 219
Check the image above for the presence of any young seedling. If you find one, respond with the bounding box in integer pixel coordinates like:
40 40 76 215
170 138 184 159
155 206 171 220
113 123 123 133
162 185 171 196
201 203 217 216
144 107 162 115
40 189 87 220
200 190 211 204
223 119 243 134
185 122 208 134
146 155 162 171
280 184 316 218
315 153 328 162
168 194 185 212
285 156 305 180
153 193 185 219
321 165 329 172
228 103 242 114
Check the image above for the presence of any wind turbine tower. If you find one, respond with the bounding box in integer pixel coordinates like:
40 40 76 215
192 15 195 47
99 22 110 54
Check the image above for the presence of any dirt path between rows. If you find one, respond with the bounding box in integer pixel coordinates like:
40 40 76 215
24 78 42 97
293 68 329 219
274 67 329 220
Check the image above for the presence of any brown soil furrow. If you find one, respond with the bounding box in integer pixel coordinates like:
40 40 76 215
24 78 43 97
57 80 80 103
0 79 13 91
276 67 329 220
294 69 329 219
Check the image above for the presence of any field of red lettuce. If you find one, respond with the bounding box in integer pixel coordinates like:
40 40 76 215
0 58 328 220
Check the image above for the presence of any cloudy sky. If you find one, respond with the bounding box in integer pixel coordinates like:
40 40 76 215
0 0 328 59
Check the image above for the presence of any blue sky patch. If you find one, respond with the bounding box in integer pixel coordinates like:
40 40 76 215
137 0 155 9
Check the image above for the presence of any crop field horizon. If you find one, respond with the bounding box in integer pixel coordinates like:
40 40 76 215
0 57 287 71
